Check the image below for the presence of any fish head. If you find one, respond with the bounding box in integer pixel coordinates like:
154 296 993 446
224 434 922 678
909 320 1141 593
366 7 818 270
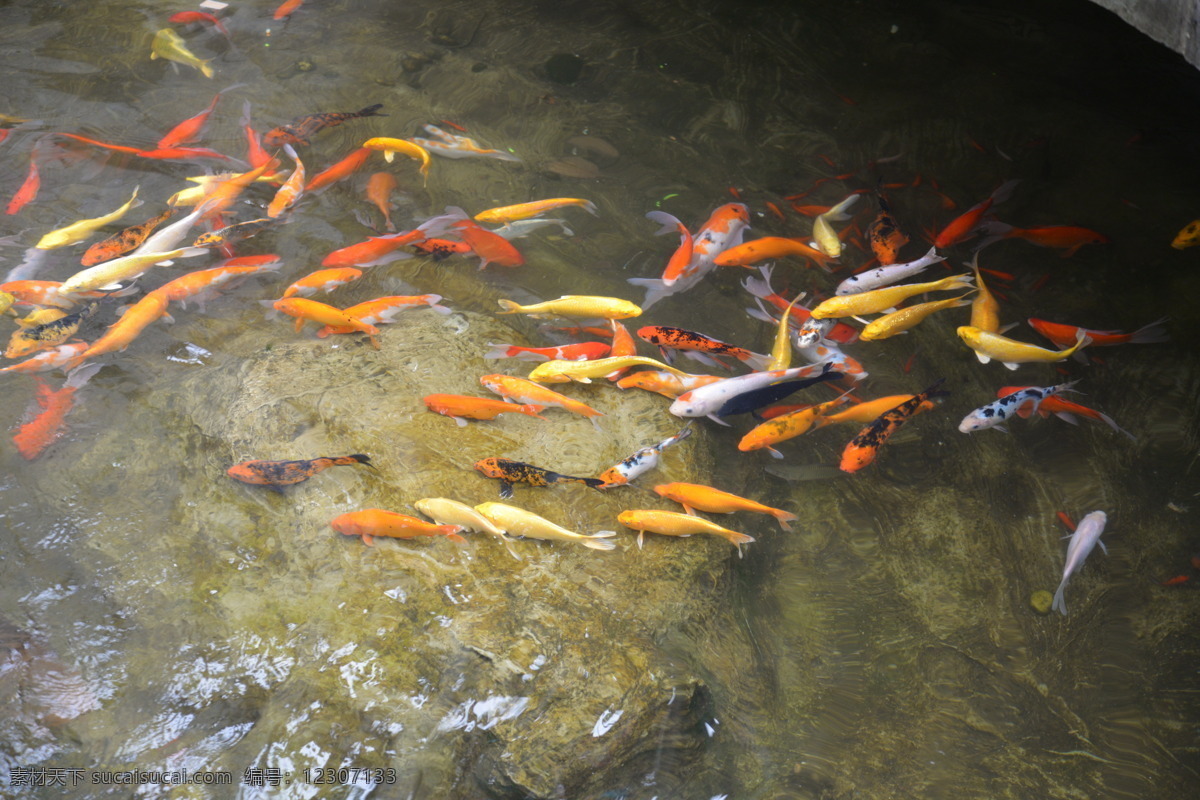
956 326 982 347
668 392 702 417
839 445 875 473
473 458 503 478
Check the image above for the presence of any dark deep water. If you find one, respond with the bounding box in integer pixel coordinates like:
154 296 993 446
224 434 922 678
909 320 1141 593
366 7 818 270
1 1 1199 798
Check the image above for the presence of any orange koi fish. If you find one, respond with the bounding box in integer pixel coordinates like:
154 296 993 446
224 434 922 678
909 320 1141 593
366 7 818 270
934 180 1019 249
365 171 398 231
265 103 384 148
1026 317 1168 348
239 101 274 171
617 509 754 553
809 395 916 427
62 293 169 368
628 203 751 309
157 86 238 149
1171 219 1200 249
13 363 101 459
81 207 175 267
976 222 1109 257
135 146 234 161
840 379 948 473
267 145 306 218
321 207 466 267
305 147 372 192
479 373 603 419
6 149 40 215
637 325 769 371
0 280 123 309
652 482 797 531
152 259 282 310
273 0 306 21
49 132 141 154
714 236 834 271
473 456 605 499
228 453 374 487
866 194 908 265
314 294 451 337
614 370 722 399
197 158 280 221
0 342 89 375
280 267 363 299
331 509 466 546
423 394 545 425
484 341 611 362
603 319 639 380
645 211 694 285
450 219 525 269
997 386 1135 440
272 298 380 348
167 11 232 39
738 392 852 457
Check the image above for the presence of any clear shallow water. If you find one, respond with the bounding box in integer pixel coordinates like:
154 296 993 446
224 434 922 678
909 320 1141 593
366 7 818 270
2 0 1199 798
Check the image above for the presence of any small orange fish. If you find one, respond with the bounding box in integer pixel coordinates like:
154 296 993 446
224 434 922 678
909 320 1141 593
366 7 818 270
81 207 175 267
331 508 466 546
840 379 948 473
281 268 363 299
424 394 545 425
6 151 40 215
227 454 373 487
273 0 305 20
451 219 525 269
933 180 1019 248
13 364 101 459
62 293 169 368
314 294 451 337
365 171 398 231
978 222 1109 257
305 147 373 193
652 482 797 531
267 145 306 218
479 373 603 419
265 104 384 148
713 236 834 271
157 88 230 149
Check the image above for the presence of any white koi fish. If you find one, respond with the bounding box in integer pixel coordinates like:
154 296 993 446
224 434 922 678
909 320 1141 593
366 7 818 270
597 424 692 487
958 382 1078 433
1052 510 1107 615
410 124 521 162
629 203 750 309
834 246 946 295
669 362 838 424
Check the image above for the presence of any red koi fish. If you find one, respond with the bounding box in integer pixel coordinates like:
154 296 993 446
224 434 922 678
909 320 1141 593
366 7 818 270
168 11 232 40
229 454 374 487
274 0 305 21
933 180 1019 249
49 132 141 154
331 509 466 546
840 379 948 473
1026 317 1168 349
157 86 238 149
450 219 524 269
6 145 42 215
975 222 1109 257
645 211 694 285
239 101 274 172
637 325 769 370
265 103 384 148
365 171 398 231
136 146 233 161
12 364 101 459
484 341 611 362
997 386 1135 440
322 208 466 267
305 147 372 192
713 236 834 271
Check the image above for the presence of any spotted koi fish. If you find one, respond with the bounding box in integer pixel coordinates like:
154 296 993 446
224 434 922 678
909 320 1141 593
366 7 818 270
637 325 770 370
4 302 97 359
598 424 692 488
81 208 176 267
958 381 1077 433
473 456 605 499
840 379 948 473
866 193 909 265
264 103 386 147
227 454 374 488
193 217 277 248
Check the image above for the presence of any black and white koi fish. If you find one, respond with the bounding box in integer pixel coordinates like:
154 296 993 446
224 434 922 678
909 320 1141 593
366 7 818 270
958 381 1078 433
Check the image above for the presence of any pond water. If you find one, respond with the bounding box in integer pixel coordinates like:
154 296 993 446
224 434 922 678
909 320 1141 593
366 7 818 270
2 0 1199 798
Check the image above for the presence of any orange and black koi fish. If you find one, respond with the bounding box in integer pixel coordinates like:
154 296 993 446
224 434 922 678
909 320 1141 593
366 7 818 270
866 194 909 265
5 302 97 359
636 325 769 370
410 238 473 259
81 207 175 267
840 379 948 473
227 454 374 488
193 217 277 248
264 103 385 147
473 456 605 499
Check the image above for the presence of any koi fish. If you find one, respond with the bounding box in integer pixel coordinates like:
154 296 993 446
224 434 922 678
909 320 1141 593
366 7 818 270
1026 317 1169 349
834 246 944 295
62 294 170 368
133 204 209 255
487 218 574 239
267 145 306 218
239 101 273 171
811 395 919 428
479 373 602 419
858 295 972 341
81 207 175 267
473 457 605 499
423 394 545 425
409 124 521 161
967 254 1002 333
60 247 205 295
1170 219 1200 249
598 425 692 487
527 355 687 384
811 193 860 258
629 203 750 308
313 294 451 337
618 509 753 553
167 11 232 40
1052 510 1107 615
12 364 102 458
484 341 611 362
228 453 374 487
644 210 694 285
278 267 363 300
6 149 41 215
497 295 641 320
265 104 385 147
193 217 277 248
272 298 380 348
652 481 797 531
151 259 282 310
414 497 520 558
451 219 524 269
614 370 722 399
134 145 234 161
866 194 909 264
5 302 96 359
321 207 467 268
767 293 805 371
150 28 214 78
305 147 373 192
741 265 859 344
0 280 124 309
840 378 948 473
975 221 1109 257
637 325 770 370
996 386 1136 440
738 392 852 457
933 180 1019 249
957 326 1089 369
474 198 598 224
157 86 239 149
35 187 141 250
0 342 89 375
331 509 466 547
365 172 398 231
361 137 430 185
669 362 840 424
811 274 974 320
274 0 305 21
410 238 473 259
603 319 639 379
713 236 833 271
473 502 616 550
958 382 1078 433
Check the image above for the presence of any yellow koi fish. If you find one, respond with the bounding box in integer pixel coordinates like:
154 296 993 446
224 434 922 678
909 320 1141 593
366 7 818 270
811 193 860 258
968 255 1001 333
527 355 689 384
859 295 972 341
474 198 598 224
810 274 974 319
957 326 1090 370
767 293 804 370
361 138 430 185
59 247 203 295
150 28 214 79
497 295 641 320
617 509 754 554
35 187 141 250
473 502 616 550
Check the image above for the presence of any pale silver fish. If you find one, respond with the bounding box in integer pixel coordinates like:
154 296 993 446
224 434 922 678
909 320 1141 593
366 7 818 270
1052 510 1107 615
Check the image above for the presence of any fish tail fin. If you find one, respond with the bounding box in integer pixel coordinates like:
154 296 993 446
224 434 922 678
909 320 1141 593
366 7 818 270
772 510 798 531
725 531 756 547
580 476 607 491
581 200 599 216
1129 316 1170 344
445 526 468 544
582 531 617 551
740 350 772 371
645 210 683 236
65 362 102 389
990 178 1021 206
741 264 775 299
1051 580 1068 615
1096 410 1136 440
825 193 861 221
972 219 1014 252
358 103 386 118
200 60 215 79
520 404 548 420
341 453 374 468
496 299 521 314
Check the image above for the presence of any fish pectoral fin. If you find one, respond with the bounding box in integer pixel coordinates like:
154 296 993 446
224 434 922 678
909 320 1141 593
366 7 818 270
768 447 784 459
995 424 1009 433
706 414 731 426
974 353 991 364
574 376 593 384
362 534 375 546
1098 540 1108 556
499 481 513 499
637 531 645 549
1002 362 1020 371
453 416 467 427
